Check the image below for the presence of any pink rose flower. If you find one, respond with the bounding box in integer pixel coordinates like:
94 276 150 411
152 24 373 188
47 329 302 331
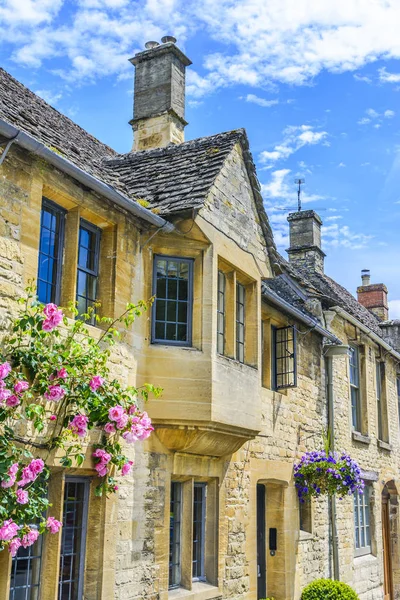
0 362 11 380
0 519 20 542
121 461 134 476
17 459 44 487
14 380 29 394
6 395 20 408
42 304 63 332
49 414 57 421
21 528 39 548
1 463 19 489
95 463 108 477
128 405 138 415
114 485 119 491
92 449 111 463
115 413 129 430
104 422 116 435
9 536 22 556
44 385 65 402
108 405 125 422
57 368 67 379
69 414 89 438
0 388 11 403
16 489 29 504
46 517 62 534
29 459 45 476
43 303 59 318
89 375 104 391
122 430 137 444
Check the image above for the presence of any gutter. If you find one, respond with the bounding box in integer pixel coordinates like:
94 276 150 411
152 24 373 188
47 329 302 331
261 283 341 344
0 119 174 233
331 306 400 362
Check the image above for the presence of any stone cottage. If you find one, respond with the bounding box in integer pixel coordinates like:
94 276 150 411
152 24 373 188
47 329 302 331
0 37 400 600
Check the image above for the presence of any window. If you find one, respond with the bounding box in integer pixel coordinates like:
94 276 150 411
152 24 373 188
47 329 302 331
58 478 89 600
9 530 42 600
272 326 297 390
217 271 226 354
376 361 384 440
192 483 206 581
37 199 65 304
236 283 245 363
349 346 361 431
354 486 371 556
76 220 101 322
169 482 182 589
152 256 193 345
299 498 312 534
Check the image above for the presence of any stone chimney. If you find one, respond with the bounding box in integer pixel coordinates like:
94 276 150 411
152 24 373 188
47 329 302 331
129 36 192 151
286 210 326 273
357 270 388 321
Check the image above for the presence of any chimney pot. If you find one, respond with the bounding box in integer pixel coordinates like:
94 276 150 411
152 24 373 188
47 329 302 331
361 269 371 286
145 41 160 49
161 36 177 44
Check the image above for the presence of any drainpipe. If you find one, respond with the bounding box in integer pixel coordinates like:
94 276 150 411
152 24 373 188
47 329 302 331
325 354 340 580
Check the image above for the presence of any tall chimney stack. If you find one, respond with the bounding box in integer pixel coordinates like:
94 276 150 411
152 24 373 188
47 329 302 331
129 37 192 151
357 270 388 321
286 210 326 273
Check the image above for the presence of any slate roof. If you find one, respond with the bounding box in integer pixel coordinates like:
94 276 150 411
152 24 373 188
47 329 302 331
0 68 116 181
262 274 321 322
103 130 245 215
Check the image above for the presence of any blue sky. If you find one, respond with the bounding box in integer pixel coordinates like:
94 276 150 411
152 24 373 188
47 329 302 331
2 0 400 316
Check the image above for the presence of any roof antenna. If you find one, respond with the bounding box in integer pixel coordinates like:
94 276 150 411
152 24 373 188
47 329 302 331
294 178 305 212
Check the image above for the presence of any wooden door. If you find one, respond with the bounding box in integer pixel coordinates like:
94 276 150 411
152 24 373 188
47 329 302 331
382 497 393 600
257 484 266 600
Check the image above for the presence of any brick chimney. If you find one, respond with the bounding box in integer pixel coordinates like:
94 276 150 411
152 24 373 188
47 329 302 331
357 269 388 321
286 210 326 273
129 37 192 151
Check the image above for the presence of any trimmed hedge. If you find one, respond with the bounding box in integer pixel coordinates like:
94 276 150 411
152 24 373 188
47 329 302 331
301 579 359 599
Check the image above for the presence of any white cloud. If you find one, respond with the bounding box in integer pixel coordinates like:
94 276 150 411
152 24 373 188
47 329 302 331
243 94 279 107
259 125 328 165
2 1 400 93
357 107 395 127
379 67 400 83
388 300 400 319
326 215 343 221
34 89 63 105
384 109 395 118
354 73 372 83
322 224 373 250
338 162 346 167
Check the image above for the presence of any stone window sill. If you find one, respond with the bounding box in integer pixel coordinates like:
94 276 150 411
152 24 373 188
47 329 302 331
352 431 371 445
299 530 314 541
216 352 258 371
378 439 392 452
354 553 377 566
169 583 222 600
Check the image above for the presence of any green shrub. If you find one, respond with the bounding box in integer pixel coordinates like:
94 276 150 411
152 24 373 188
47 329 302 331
301 579 359 599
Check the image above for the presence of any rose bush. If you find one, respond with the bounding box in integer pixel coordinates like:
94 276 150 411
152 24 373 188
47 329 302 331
294 450 364 502
0 286 160 555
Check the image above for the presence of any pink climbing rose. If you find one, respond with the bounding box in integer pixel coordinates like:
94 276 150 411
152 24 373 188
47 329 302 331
89 375 104 391
6 395 20 408
44 385 65 402
57 368 67 379
0 519 20 541
16 489 29 505
1 463 19 489
9 537 22 556
46 517 62 534
69 414 89 438
0 362 11 380
17 459 44 487
42 303 63 331
121 461 133 476
14 380 29 394
104 422 116 435
108 405 125 422
21 528 39 548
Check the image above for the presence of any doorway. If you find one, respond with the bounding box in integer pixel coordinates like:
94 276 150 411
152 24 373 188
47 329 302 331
257 484 266 600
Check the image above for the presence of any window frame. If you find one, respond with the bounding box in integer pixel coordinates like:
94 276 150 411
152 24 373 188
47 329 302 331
236 282 245 363
354 485 372 557
58 476 90 600
217 270 226 355
271 325 297 390
349 345 361 432
37 198 66 305
169 482 183 590
299 497 312 534
192 482 207 582
151 254 194 347
376 361 384 441
76 219 101 322
9 526 43 600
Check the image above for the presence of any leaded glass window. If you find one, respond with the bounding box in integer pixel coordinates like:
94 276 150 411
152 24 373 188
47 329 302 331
169 482 182 589
217 271 226 354
152 256 193 345
272 326 297 390
76 220 101 323
236 283 245 363
349 346 361 431
376 361 384 440
58 478 89 600
9 530 42 600
354 486 371 556
192 483 206 581
37 199 65 304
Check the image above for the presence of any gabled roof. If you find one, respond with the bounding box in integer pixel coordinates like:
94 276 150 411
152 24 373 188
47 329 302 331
0 68 116 180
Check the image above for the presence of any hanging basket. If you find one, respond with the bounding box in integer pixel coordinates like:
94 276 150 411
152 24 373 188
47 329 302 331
294 450 364 502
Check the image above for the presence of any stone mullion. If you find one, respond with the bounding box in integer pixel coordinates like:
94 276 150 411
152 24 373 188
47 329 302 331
61 207 80 312
181 478 193 590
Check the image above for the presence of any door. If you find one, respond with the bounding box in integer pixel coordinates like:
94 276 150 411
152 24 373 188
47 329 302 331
382 495 393 600
257 484 266 600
